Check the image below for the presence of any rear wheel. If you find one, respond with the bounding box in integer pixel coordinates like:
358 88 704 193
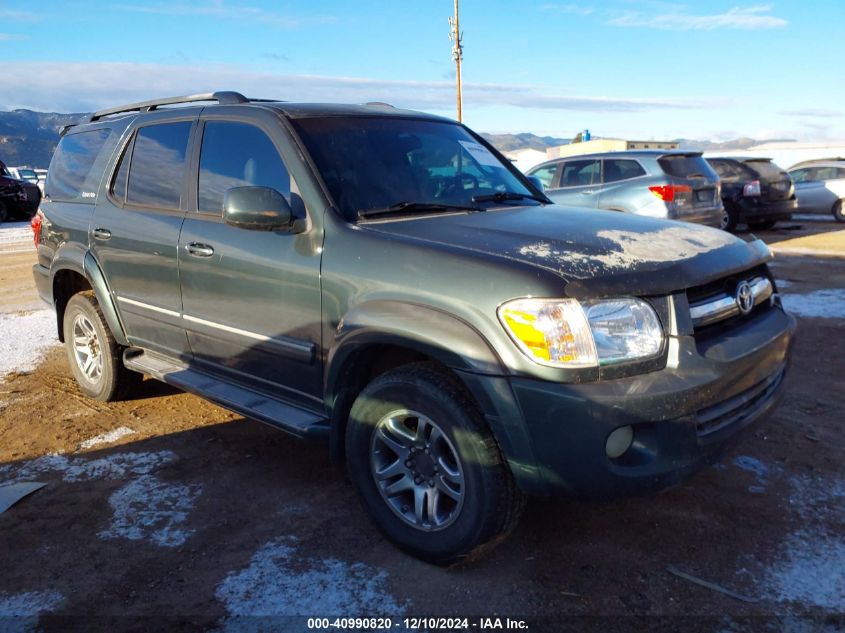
345 363 525 565
62 291 141 401
833 200 845 223
748 219 776 231
720 203 739 232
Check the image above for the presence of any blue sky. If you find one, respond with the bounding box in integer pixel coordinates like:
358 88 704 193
1 1 842 141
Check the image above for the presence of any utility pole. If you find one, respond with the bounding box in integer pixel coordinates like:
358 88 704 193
448 0 463 122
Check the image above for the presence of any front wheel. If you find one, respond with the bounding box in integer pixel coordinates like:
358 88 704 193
345 363 525 565
833 200 845 223
720 203 739 232
62 291 141 401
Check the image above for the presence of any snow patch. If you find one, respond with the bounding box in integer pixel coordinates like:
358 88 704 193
98 474 202 547
732 455 771 493
216 537 406 623
516 225 736 272
0 310 61 382
0 590 63 632
765 474 845 609
7 450 177 484
78 426 136 450
781 289 845 319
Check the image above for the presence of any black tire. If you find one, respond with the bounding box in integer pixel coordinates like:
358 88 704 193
0 200 7 224
833 200 845 223
720 202 739 232
62 291 141 401
748 219 776 231
345 363 525 565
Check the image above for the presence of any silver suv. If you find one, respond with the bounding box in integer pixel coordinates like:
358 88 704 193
527 150 723 227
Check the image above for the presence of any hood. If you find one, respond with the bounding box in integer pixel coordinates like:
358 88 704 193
361 205 771 297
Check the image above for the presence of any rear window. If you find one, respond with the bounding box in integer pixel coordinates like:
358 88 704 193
658 154 715 179
45 129 113 202
743 160 786 180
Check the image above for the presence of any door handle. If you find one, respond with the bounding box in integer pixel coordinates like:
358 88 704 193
186 242 214 258
92 228 111 240
580 190 597 195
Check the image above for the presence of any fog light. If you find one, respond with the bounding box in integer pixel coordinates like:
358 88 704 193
606 425 634 459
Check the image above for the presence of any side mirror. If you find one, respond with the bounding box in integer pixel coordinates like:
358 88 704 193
224 186 293 231
527 176 544 192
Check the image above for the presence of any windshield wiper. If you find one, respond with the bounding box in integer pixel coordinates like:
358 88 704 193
471 191 547 204
357 201 483 219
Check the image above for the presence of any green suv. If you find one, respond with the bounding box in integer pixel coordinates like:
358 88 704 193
33 92 795 564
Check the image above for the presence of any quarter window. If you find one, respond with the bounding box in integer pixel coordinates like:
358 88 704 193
559 160 600 188
45 128 113 202
126 121 192 210
198 121 290 215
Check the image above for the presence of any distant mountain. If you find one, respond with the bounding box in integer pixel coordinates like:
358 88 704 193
481 132 570 153
0 110 87 168
674 137 796 151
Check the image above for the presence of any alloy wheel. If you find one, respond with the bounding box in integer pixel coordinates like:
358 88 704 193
72 314 103 384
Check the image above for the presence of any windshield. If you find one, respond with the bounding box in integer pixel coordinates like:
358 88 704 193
291 116 537 220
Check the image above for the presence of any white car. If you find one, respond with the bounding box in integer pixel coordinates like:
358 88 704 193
788 160 845 222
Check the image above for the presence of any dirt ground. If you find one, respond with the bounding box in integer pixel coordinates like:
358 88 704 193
0 218 843 632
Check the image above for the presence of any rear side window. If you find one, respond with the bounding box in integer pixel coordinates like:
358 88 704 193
658 154 715 179
530 163 559 189
559 160 600 187
197 121 291 214
603 159 645 183
126 122 192 210
45 129 112 202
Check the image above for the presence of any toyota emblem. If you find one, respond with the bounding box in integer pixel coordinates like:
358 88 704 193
736 281 754 315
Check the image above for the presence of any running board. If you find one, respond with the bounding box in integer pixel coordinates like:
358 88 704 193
123 349 329 439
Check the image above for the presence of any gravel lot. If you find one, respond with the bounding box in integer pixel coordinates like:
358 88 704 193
0 218 843 631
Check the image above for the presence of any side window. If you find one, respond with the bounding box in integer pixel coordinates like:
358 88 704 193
603 159 645 184
126 121 192 210
530 164 559 189
45 129 112 202
559 160 600 188
815 167 837 181
198 121 291 215
834 168 845 180
790 168 810 183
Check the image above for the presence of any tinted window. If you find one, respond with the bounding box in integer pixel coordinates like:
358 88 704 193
603 159 645 183
198 121 290 214
744 160 786 181
658 154 715 178
45 129 112 202
126 122 192 209
559 160 600 187
814 166 845 181
530 164 559 188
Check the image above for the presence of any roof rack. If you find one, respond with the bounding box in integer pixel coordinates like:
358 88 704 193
89 91 249 122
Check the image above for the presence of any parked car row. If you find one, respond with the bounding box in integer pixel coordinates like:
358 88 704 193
0 159 42 222
526 151 804 232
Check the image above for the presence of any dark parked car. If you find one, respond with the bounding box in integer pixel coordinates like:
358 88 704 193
526 150 723 227
33 92 795 564
707 157 796 232
0 159 41 222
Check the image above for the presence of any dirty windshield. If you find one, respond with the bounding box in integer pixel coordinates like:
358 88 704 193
291 116 538 220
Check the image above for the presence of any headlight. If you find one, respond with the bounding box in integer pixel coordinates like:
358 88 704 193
498 297 663 368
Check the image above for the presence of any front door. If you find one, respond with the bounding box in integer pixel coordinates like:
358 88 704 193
178 115 323 408
90 117 195 357
544 159 602 209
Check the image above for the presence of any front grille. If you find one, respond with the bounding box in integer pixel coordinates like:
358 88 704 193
687 266 775 334
696 367 785 440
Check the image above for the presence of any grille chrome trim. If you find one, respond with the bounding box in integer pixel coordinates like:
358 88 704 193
689 277 773 328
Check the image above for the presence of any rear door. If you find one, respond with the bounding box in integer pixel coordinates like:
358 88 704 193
177 111 323 407
544 159 601 208
791 167 832 212
90 116 196 357
597 158 647 211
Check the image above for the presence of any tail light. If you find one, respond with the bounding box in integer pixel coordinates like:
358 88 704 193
648 184 692 203
31 213 42 247
743 180 761 197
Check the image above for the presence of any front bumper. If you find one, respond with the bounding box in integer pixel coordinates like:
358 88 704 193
485 306 796 497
